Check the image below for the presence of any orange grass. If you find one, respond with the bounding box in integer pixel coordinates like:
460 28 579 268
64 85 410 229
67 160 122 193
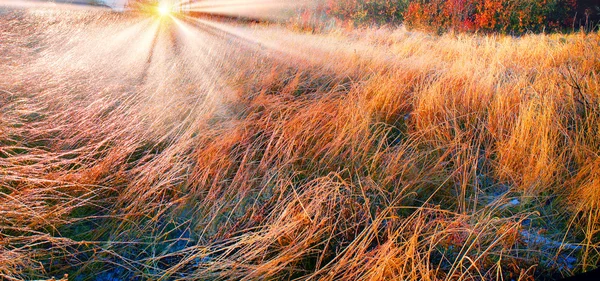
0 7 599 281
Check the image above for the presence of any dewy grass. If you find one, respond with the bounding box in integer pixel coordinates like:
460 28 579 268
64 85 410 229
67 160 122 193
1 7 599 281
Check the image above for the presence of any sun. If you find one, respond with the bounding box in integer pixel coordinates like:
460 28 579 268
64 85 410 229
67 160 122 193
157 2 171 16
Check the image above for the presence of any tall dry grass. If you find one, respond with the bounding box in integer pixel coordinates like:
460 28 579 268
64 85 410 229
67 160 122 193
1 8 599 280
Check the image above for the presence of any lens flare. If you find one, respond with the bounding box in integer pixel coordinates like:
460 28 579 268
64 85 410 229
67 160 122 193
158 3 171 16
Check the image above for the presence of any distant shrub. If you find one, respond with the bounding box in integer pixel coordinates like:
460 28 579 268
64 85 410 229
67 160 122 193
322 0 582 33
325 0 409 26
403 0 579 33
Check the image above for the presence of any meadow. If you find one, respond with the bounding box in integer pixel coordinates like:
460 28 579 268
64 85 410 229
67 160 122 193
0 4 599 281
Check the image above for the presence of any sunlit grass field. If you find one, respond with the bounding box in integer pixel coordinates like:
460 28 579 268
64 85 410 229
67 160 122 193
1 5 599 281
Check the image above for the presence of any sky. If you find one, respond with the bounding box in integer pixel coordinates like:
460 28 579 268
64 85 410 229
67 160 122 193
100 0 126 9
51 0 128 9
